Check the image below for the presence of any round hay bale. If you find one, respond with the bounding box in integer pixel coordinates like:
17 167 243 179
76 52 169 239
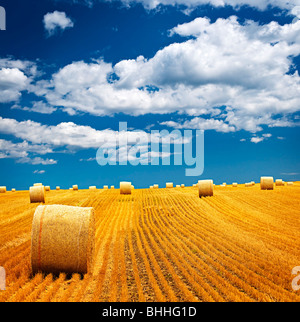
260 177 274 190
232 183 238 187
251 181 255 186
150 186 153 189
111 185 115 189
69 188 73 190
73 185 78 191
166 182 173 188
245 183 251 187
56 186 60 190
11 188 16 192
0 186 7 193
222 182 227 186
176 185 180 188
30 186 45 203
275 179 284 186
45 186 50 192
287 182 293 186
198 180 214 197
31 204 95 274
103 185 108 189
34 183 43 186
181 184 185 188
193 184 197 187
89 186 97 190
120 182 131 195
153 184 159 189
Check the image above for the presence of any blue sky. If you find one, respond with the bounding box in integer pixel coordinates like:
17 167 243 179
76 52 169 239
0 0 300 189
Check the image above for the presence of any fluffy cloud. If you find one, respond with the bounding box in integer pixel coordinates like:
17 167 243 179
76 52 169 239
43 11 74 36
31 16 300 133
0 139 56 164
0 58 37 103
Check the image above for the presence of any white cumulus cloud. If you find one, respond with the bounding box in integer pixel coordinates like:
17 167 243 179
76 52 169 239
43 11 74 36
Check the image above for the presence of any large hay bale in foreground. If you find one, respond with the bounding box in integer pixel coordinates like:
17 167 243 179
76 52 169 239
260 177 274 190
198 180 214 197
30 186 45 203
120 182 131 195
166 182 173 188
31 205 95 274
0 186 6 193
275 179 284 186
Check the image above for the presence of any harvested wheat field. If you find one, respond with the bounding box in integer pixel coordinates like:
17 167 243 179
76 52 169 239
0 183 300 302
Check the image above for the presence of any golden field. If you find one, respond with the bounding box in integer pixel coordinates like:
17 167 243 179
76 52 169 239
0 183 300 302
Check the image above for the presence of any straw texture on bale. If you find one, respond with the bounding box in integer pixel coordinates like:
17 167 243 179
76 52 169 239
56 186 60 190
260 177 274 190
34 183 43 186
198 180 214 197
232 183 238 187
73 185 78 191
153 184 159 189
120 182 131 195
31 204 95 274
166 182 173 188
275 179 284 186
30 186 45 203
45 186 50 191
0 186 6 193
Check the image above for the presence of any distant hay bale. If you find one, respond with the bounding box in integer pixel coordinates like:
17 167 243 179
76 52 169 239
287 182 293 186
111 186 114 189
34 183 43 186
31 204 95 274
103 185 108 189
0 186 6 193
222 183 227 186
260 177 274 190
69 188 73 190
232 183 238 187
153 184 159 189
193 184 197 187
73 185 78 191
245 183 251 187
11 188 16 192
45 186 50 191
30 186 45 203
166 182 173 188
120 182 132 195
176 185 180 188
150 186 153 189
251 181 255 186
181 184 185 188
89 186 97 190
56 186 60 190
275 179 284 186
198 180 214 197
